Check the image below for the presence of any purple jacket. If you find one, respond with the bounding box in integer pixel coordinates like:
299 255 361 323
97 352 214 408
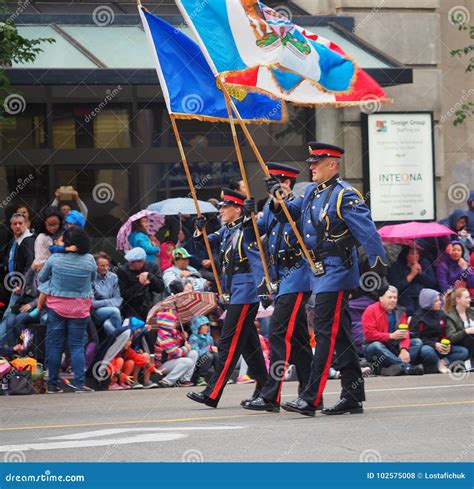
435 255 474 293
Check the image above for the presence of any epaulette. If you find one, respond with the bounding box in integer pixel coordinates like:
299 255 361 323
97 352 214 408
336 186 365 220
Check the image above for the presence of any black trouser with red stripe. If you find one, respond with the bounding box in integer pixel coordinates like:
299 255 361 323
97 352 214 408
260 291 313 403
301 291 365 407
203 302 267 405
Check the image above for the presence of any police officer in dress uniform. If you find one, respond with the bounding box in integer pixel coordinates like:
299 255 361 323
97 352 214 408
269 142 388 417
186 188 268 408
240 163 317 413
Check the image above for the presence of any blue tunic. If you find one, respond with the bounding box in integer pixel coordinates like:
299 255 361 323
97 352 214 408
273 176 387 294
243 200 312 298
198 219 259 305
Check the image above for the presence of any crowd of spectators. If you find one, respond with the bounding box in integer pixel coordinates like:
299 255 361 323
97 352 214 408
0 186 473 395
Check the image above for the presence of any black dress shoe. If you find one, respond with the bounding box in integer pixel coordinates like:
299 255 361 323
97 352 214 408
321 397 363 415
281 398 316 417
242 396 280 412
186 391 218 408
240 390 260 407
406 364 424 376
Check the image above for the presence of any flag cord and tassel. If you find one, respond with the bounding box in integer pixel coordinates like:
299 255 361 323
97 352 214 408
169 114 224 298
221 85 273 292
219 81 319 275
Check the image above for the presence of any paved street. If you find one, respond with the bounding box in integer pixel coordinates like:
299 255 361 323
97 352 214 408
1 374 473 463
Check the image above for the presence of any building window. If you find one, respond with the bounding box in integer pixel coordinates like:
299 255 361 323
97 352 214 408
0 104 47 151
52 104 131 149
54 167 130 238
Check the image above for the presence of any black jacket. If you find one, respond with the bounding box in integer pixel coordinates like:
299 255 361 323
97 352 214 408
410 308 447 347
5 234 36 275
117 262 164 321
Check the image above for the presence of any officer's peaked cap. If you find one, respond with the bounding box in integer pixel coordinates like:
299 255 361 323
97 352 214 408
306 142 344 164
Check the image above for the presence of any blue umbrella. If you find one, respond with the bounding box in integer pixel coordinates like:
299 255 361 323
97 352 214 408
147 197 218 216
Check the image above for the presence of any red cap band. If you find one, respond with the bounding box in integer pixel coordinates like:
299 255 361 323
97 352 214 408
222 194 244 206
269 168 298 178
311 149 342 158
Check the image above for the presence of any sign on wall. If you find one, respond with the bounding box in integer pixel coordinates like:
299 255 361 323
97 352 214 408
363 112 435 223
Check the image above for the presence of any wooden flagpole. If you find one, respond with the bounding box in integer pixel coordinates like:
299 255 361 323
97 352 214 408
221 87 273 291
221 85 319 275
169 114 223 297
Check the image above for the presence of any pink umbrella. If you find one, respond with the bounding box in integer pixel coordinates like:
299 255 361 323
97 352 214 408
116 210 165 251
378 222 455 246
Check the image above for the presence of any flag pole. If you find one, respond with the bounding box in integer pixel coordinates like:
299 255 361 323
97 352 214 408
220 85 273 292
220 83 319 275
169 114 224 298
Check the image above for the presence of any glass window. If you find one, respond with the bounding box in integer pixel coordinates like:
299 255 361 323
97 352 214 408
0 104 48 151
138 161 243 207
52 104 131 149
54 167 130 238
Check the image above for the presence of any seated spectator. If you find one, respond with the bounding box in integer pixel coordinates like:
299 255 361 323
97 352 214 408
92 252 123 336
116 247 164 321
128 216 160 263
153 310 198 387
467 190 474 236
389 246 438 316
436 241 474 293
38 227 96 393
122 336 158 389
189 315 218 386
33 208 65 272
163 248 207 294
1 267 41 347
439 209 473 259
445 288 474 367
362 286 425 376
107 355 135 390
51 187 89 218
64 210 86 229
411 288 469 373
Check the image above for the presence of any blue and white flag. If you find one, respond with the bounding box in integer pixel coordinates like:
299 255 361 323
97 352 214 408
176 0 356 96
138 6 285 122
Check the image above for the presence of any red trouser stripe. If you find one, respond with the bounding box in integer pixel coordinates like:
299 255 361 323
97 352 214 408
276 292 304 404
209 304 249 400
313 291 344 407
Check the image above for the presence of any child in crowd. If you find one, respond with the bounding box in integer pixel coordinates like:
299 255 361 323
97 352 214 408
154 310 198 387
189 316 217 386
411 288 469 373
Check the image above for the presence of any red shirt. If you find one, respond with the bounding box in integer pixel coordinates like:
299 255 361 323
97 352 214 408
362 302 410 350
46 296 92 319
